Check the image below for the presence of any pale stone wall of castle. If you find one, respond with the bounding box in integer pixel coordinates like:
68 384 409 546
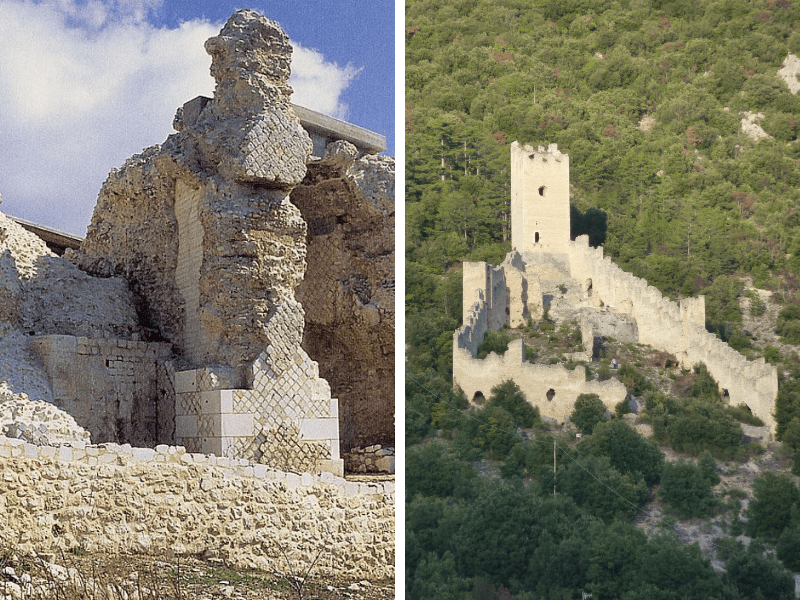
567 236 778 430
0 437 393 580
454 338 626 419
511 142 571 255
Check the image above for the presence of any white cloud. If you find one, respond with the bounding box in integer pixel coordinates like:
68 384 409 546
289 43 361 121
0 0 358 235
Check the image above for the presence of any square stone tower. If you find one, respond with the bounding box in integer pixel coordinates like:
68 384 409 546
510 141 570 254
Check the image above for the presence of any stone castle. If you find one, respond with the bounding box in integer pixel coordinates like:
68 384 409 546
0 11 394 576
454 141 778 430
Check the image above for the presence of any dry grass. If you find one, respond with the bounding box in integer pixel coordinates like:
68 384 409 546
0 547 393 600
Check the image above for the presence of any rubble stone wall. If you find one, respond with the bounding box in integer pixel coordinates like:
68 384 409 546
0 438 394 580
30 335 173 447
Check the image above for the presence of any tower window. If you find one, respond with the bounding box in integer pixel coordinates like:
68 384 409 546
535 232 540 243
538 186 546 196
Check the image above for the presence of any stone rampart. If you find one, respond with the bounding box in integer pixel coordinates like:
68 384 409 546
0 438 393 580
454 338 626 419
567 236 778 430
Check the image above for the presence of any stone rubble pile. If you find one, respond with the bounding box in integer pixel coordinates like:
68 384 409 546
0 382 90 446
343 444 395 474
0 210 139 340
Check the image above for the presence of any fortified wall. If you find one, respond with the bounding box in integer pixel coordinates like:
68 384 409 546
455 142 778 431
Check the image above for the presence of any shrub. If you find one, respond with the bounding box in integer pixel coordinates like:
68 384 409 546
579 419 664 486
745 472 800 541
618 363 651 396
777 515 800 572
615 398 633 418
555 455 648 522
667 401 743 457
487 380 539 428
725 403 765 427
763 346 781 364
659 459 717 518
776 304 800 344
689 363 721 401
477 329 511 359
571 393 607 435
406 441 481 499
724 540 795 600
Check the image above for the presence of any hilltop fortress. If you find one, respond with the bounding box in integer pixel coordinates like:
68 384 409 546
454 141 778 431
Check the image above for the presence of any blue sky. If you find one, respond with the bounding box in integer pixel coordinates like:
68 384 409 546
0 0 395 235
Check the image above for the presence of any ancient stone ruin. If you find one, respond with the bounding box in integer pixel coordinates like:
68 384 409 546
0 9 394 578
455 141 778 431
3 9 394 476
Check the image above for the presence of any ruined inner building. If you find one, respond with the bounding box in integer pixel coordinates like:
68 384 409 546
1 9 394 476
455 141 777 432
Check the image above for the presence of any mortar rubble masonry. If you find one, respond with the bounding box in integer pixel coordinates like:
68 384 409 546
65 9 394 474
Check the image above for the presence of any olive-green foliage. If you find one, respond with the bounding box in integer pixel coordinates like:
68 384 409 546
406 441 481 500
659 459 717 518
776 304 800 344
763 345 782 364
615 397 633 417
744 472 800 542
486 380 540 428
667 401 743 457
452 381 540 461
406 309 459 376
776 507 800 572
698 450 721 485
618 363 652 396
477 329 511 359
644 370 743 457
775 379 800 441
724 403 765 427
578 419 664 487
724 540 796 600
453 403 518 461
689 363 722 401
406 367 468 446
554 454 648 522
571 393 607 435
499 433 568 480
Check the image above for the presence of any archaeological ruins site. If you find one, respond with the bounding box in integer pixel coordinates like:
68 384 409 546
455 141 778 431
0 9 394 578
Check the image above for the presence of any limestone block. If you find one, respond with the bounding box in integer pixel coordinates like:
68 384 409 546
199 390 234 414
174 370 198 394
299 418 339 441
174 415 198 439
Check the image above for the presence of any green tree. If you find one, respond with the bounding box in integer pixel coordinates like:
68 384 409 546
406 441 481 500
571 393 607 435
659 459 717 518
578 419 664 486
724 540 795 600
744 472 800 541
486 380 539 428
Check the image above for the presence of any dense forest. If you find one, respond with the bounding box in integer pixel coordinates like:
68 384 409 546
405 0 800 598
